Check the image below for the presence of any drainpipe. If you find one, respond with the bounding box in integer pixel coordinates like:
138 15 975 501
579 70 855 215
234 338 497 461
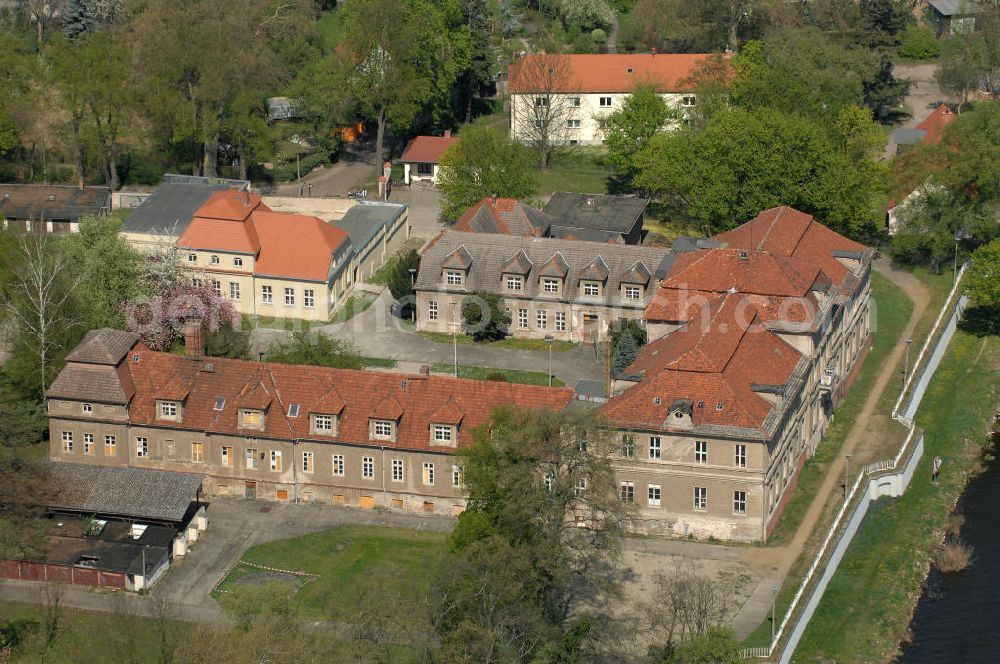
381 445 387 508
292 439 299 504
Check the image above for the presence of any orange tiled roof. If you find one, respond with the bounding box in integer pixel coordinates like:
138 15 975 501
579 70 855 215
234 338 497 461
121 345 574 452
251 211 348 282
401 135 459 163
195 190 266 221
453 197 551 237
916 104 956 146
663 248 824 297
509 53 722 94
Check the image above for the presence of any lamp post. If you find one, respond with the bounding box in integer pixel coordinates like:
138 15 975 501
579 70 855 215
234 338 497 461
903 337 913 386
408 268 417 323
844 453 852 499
544 335 555 386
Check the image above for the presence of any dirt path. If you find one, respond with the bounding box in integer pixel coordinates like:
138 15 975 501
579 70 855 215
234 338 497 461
734 259 932 634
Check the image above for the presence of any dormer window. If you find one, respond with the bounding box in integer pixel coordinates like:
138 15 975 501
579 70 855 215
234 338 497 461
82 403 93 414
372 419 395 440
240 408 264 430
506 275 522 291
158 401 179 420
445 270 464 286
715 402 724 411
431 424 456 446
541 277 561 294
623 285 642 300
311 413 337 436
582 281 601 297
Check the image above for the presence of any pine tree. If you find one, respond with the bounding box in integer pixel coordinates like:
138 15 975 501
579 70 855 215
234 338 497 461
63 0 96 40
613 331 639 373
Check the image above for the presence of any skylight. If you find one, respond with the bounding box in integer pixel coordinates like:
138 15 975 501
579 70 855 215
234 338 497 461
213 396 225 411
288 403 300 418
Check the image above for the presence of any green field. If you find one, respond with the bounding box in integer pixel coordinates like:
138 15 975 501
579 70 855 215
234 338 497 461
417 330 579 352
536 148 610 196
216 525 447 621
330 292 377 323
430 362 565 387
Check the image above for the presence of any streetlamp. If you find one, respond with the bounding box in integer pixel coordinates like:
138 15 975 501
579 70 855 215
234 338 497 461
408 268 417 323
544 335 555 386
844 453 852 499
771 583 780 641
903 337 913 386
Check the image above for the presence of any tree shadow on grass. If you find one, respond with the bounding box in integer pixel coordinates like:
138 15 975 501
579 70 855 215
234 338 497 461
958 305 1000 337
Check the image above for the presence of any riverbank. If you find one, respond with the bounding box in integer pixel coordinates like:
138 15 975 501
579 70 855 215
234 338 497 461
793 331 1000 662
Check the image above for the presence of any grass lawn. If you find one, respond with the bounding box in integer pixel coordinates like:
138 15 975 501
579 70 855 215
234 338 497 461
241 314 312 333
417 330 579 352
536 148 610 197
215 525 447 622
330 292 377 324
430 362 565 387
0 600 187 663
795 330 1000 663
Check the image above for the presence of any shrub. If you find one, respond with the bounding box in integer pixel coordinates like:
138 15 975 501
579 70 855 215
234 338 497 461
945 514 965 538
899 27 940 60
936 540 972 573
485 371 508 382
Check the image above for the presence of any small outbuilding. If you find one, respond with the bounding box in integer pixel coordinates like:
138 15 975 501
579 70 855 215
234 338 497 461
400 132 459 185
0 183 111 234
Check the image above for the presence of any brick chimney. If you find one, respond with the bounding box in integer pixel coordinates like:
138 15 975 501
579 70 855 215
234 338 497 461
183 318 205 357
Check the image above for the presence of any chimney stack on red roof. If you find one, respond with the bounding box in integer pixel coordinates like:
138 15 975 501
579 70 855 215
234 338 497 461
491 193 498 206
183 318 205 357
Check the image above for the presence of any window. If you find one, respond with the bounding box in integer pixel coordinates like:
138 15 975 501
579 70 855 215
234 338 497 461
192 278 202 287
159 401 177 418
575 477 587 497
715 402 724 411
332 454 345 476
599 96 612 108
695 440 707 464
287 403 299 418
270 450 282 472
240 409 263 429
452 465 463 487
234 257 243 267
83 433 94 455
537 309 547 329
582 282 600 296
313 414 333 434
620 481 635 503
542 278 559 293
245 447 258 469
214 396 226 411
391 459 404 482
544 472 555 493
506 276 522 291
304 289 315 308
191 442 204 463
445 270 462 285
363 456 374 479
417 162 433 175
624 285 641 300
302 451 314 473
434 425 453 443
682 95 696 107
621 434 635 458
555 311 566 332
82 403 92 414
648 484 662 507
221 446 232 466
535 96 548 107
373 420 394 439
428 300 439 320
210 255 219 265
104 435 116 456
187 253 197 263
284 288 295 306
212 280 221 296
649 436 662 459
735 444 747 468
229 282 240 301
534 118 546 130
567 118 581 128
570 96 581 107
136 437 148 458
261 285 272 304
423 462 435 485
518 308 528 329
733 490 747 514
694 487 707 511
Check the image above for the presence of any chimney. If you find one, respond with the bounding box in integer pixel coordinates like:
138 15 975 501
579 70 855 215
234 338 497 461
183 317 205 357
444 129 451 138
491 193 498 206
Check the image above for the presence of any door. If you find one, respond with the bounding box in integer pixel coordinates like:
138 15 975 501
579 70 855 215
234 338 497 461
583 314 599 342
244 481 256 500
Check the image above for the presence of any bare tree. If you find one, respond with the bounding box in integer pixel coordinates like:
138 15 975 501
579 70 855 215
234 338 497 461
40 582 66 651
0 229 82 394
510 53 577 168
17 0 65 45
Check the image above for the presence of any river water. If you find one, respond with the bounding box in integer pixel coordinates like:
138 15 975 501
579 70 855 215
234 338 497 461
897 445 1000 663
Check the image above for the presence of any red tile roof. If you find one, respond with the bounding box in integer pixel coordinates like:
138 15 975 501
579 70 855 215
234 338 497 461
664 248 824 297
178 218 261 254
401 135 459 164
251 211 348 281
194 190 266 221
509 53 722 94
118 345 573 452
453 197 550 237
915 104 956 146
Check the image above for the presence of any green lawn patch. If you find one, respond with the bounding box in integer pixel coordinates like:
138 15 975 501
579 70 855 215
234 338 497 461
430 363 565 387
358 356 397 369
216 525 447 622
241 314 313 333
536 148 610 196
795 331 1000 663
330 292 377 324
417 330 579 352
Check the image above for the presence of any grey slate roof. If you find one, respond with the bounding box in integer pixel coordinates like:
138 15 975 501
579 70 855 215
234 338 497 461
48 463 202 522
928 0 981 15
125 181 234 236
0 183 111 222
547 225 625 243
417 231 670 306
66 329 138 365
895 128 927 145
542 192 649 234
332 202 407 256
47 364 134 404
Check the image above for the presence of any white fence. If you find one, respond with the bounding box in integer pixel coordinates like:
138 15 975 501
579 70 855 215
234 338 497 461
741 263 969 662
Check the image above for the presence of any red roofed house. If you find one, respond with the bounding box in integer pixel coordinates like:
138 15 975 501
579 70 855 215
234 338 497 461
508 52 723 146
887 104 956 235
177 190 356 321
601 206 874 541
46 326 574 513
400 131 458 185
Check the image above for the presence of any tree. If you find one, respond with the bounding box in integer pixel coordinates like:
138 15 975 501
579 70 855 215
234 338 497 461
891 185 993 273
966 239 1000 309
898 27 940 60
386 248 420 301
857 0 911 48
460 0 495 123
561 0 615 32
123 281 239 352
661 627 742 664
611 318 646 372
437 127 539 221
0 455 51 559
601 84 677 188
62 0 95 40
264 331 364 369
936 34 985 111
510 53 576 168
461 292 511 342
